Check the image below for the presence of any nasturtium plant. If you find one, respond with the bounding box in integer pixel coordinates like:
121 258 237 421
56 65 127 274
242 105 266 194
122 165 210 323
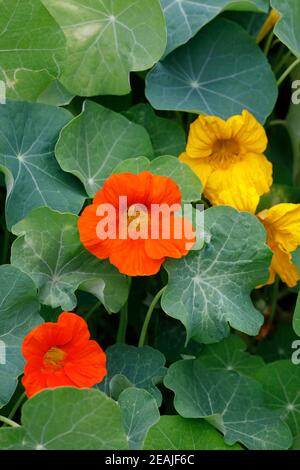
1 0 300 453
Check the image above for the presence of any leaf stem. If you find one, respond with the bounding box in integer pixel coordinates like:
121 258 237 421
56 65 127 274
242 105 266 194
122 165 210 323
277 58 300 86
84 300 102 322
0 415 20 427
7 392 26 421
263 31 274 56
116 277 131 343
269 276 280 325
138 286 166 348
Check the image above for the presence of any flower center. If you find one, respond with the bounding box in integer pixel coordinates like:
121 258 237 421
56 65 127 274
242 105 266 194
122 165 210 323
43 347 66 369
211 138 240 168
127 204 149 233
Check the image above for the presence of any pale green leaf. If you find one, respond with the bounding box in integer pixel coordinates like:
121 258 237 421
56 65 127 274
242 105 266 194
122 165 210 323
42 0 167 96
0 388 128 450
125 104 185 157
161 0 269 55
272 0 300 58
113 155 202 202
164 359 293 450
293 293 300 336
0 100 85 229
199 335 265 378
37 80 74 106
146 18 277 123
161 206 271 343
11 207 129 313
256 360 300 437
98 345 166 405
119 387 160 450
55 100 153 197
0 265 42 408
0 0 66 100
144 415 243 450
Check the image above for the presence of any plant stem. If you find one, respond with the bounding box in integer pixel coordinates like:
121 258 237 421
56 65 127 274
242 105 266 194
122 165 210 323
116 277 131 343
264 32 274 56
84 301 102 321
277 58 300 86
7 392 26 421
0 415 20 427
269 276 280 325
116 302 128 343
273 50 292 74
138 286 166 348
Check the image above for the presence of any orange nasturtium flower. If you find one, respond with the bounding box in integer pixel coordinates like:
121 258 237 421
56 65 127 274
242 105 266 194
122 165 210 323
78 171 196 277
257 204 300 287
180 110 272 213
22 312 106 398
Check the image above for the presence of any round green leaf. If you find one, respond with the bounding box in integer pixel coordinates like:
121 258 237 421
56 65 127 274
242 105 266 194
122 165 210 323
42 0 167 96
161 0 269 55
256 360 300 437
0 265 42 408
0 388 128 450
11 207 129 313
144 415 243 450
98 345 166 406
55 100 153 197
125 104 186 157
164 359 293 450
199 334 265 378
161 205 272 343
0 100 86 229
119 387 160 450
272 0 300 58
146 18 277 123
0 0 66 100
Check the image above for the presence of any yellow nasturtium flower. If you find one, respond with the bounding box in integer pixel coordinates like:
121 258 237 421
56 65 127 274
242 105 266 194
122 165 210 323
257 204 300 288
256 9 280 44
180 110 272 213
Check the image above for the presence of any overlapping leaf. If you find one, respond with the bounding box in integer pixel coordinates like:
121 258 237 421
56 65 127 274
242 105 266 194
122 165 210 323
98 345 166 405
144 416 242 450
0 265 42 408
0 388 128 450
11 207 129 313
0 0 66 100
55 101 153 197
164 359 293 450
161 206 271 343
119 387 160 450
146 18 277 122
256 360 300 437
113 155 202 202
161 0 269 55
0 101 85 229
125 104 185 157
42 0 167 96
199 335 265 378
272 0 300 58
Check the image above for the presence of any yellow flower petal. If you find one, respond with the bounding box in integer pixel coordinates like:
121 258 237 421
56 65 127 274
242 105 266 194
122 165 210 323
204 153 272 213
179 151 213 187
258 203 300 252
228 110 268 155
269 245 300 288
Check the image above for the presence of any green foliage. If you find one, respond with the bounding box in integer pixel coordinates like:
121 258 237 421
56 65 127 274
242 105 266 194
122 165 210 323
11 207 129 312
146 18 277 122
0 388 128 449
